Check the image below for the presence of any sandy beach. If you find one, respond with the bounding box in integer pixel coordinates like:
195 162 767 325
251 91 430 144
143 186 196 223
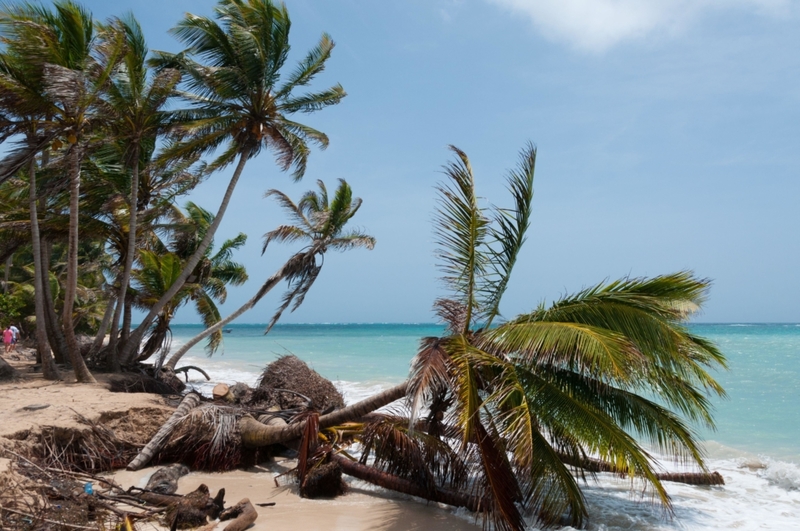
0 353 480 531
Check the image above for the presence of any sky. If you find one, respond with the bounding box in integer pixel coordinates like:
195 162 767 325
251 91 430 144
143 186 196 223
77 0 800 324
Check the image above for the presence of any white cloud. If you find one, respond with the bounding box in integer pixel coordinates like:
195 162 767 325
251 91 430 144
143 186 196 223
486 0 793 52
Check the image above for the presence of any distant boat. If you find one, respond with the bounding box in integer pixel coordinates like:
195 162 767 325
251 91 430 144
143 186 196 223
223 328 232 334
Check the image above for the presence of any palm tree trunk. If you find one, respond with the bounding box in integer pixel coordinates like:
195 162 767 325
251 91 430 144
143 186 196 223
61 143 95 383
558 453 725 486
40 238 68 364
127 391 202 471
330 454 480 511
89 289 116 356
108 153 140 371
119 148 252 365
121 297 132 346
163 251 304 370
2 255 9 294
240 382 408 447
29 157 59 380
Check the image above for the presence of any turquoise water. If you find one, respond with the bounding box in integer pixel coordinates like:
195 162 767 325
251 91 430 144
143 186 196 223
172 322 800 462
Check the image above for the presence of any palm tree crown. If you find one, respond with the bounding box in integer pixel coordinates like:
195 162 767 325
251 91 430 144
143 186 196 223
152 0 345 178
386 144 727 530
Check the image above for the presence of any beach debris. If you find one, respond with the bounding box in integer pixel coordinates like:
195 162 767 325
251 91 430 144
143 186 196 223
300 461 346 498
128 391 202 471
21 403 50 411
213 383 235 402
217 498 258 531
162 484 225 529
145 463 190 494
256 355 345 411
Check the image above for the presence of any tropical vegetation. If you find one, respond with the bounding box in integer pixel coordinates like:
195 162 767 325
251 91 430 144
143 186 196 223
0 0 346 381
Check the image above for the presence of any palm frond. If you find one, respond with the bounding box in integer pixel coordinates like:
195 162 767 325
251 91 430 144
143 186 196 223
435 146 489 333
482 143 536 328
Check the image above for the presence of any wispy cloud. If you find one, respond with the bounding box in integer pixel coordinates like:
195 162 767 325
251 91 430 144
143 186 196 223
486 0 792 52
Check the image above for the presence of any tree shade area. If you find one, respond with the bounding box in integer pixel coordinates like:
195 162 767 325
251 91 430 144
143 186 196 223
0 1 728 530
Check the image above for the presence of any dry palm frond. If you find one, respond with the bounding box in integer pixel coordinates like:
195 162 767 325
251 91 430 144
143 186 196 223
167 405 242 471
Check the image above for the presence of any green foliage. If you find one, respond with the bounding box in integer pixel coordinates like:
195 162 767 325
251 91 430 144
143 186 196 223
0 291 24 324
397 145 728 530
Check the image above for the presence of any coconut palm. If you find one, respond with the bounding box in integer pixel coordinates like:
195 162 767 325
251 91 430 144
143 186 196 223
99 14 183 369
236 144 727 530
393 145 728 529
163 178 375 370
0 9 64 379
0 1 126 382
119 0 346 365
130 202 248 366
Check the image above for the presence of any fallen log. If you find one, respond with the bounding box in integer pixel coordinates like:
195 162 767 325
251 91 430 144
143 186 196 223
559 453 725 486
128 392 201 471
331 453 481 511
219 498 258 531
240 382 408 447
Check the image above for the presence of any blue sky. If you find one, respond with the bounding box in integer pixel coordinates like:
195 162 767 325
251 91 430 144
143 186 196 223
80 0 799 324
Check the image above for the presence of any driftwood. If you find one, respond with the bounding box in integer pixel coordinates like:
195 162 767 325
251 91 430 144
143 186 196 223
145 464 190 494
219 498 258 531
163 484 226 530
128 391 202 470
560 453 726 486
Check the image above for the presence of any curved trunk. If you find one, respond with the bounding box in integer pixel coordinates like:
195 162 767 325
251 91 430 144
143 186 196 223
240 381 408 447
29 157 59 380
40 238 68 364
108 153 140 371
127 391 202 471
164 254 298 370
61 143 95 383
119 148 252 365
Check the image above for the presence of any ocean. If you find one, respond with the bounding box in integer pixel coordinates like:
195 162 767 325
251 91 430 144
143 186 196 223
170 323 800 531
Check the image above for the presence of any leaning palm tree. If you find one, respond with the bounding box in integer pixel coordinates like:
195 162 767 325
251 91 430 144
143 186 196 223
163 178 375 370
130 202 248 366
99 14 183 369
119 0 346 365
237 144 727 530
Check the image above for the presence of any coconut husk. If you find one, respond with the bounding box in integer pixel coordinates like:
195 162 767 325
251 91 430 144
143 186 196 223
254 355 344 411
300 461 346 499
